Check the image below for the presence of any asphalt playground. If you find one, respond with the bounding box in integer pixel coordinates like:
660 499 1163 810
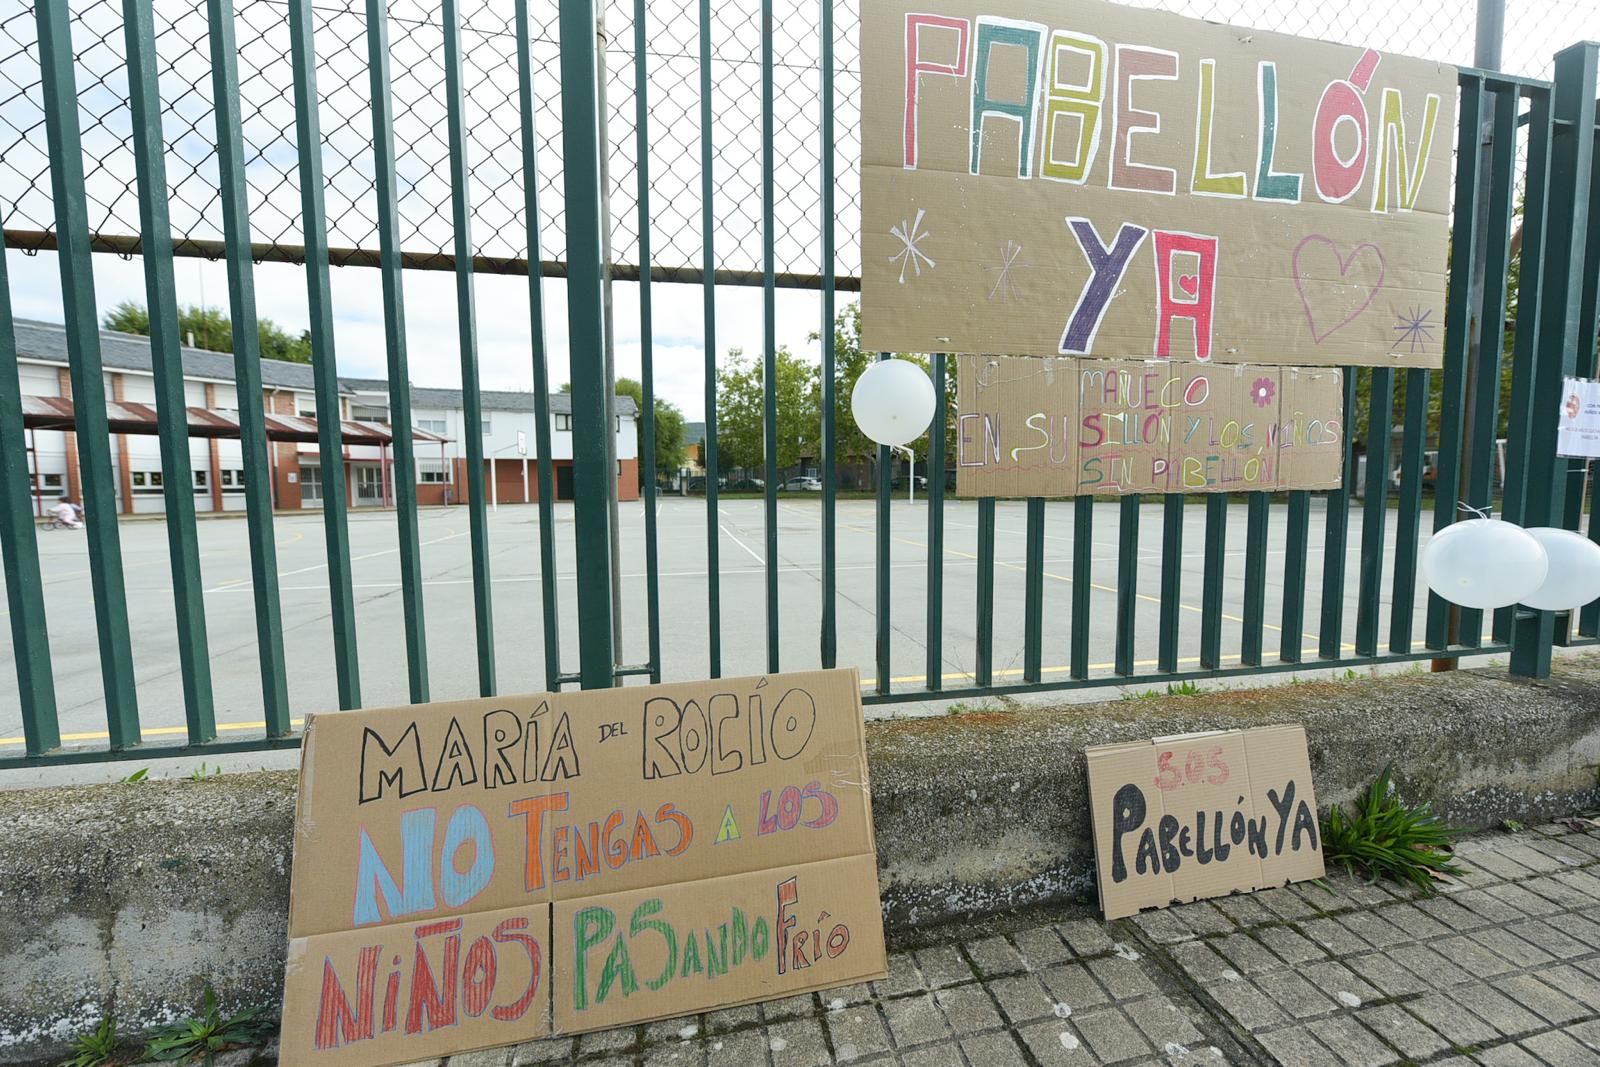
0 495 1466 757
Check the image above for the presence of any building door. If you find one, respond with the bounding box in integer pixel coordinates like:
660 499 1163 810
353 463 384 507
556 463 575 500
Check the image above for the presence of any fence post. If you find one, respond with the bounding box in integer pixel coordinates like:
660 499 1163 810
1510 43 1598 678
558 0 617 688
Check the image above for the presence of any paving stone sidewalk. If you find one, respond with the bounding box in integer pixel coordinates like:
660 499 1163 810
397 821 1600 1066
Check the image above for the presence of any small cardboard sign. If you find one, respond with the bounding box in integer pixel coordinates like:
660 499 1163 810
280 669 886 1066
955 355 1343 496
862 0 1455 367
1085 725 1324 919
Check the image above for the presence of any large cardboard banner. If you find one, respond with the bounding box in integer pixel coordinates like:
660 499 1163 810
280 670 887 1066
955 355 1343 496
1085 726 1325 919
862 0 1455 367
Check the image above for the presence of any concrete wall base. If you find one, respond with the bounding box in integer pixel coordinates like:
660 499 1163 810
3 661 1598 1062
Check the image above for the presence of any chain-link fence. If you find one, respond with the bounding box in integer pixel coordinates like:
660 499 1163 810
1 0 1594 286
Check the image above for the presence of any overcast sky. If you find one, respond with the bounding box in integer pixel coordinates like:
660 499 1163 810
4 0 1597 420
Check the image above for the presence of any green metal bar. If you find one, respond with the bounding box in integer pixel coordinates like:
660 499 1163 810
634 0 662 683
1496 85 1552 645
34 0 139 747
926 354 945 690
761 0 779 674
443 0 495 696
1279 491 1310 662
0 229 58 755
124 0 214 741
857 643 1509 708
1023 497 1044 683
1356 368 1394 657
876 352 892 695
1199 495 1226 669
1317 371 1358 659
1426 76 1485 651
698 0 722 677
514 0 563 691
1070 496 1091 679
1241 492 1268 666
818 0 836 670
1158 495 1183 673
1115 495 1139 676
1512 44 1599 679
975 497 995 687
209 0 291 730
1459 84 1520 647
1389 369 1430 653
557 0 617 688
364 0 430 701
1573 126 1600 639
287 0 360 709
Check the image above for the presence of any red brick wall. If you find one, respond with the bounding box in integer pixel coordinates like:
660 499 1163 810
267 390 303 510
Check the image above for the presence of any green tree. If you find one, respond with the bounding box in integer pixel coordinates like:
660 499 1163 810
713 346 820 474
613 377 687 480
103 301 312 363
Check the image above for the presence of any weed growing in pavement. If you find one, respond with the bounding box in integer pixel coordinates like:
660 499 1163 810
188 763 221 782
1322 764 1462 893
1121 681 1204 701
58 1018 122 1067
143 987 270 1063
120 768 148 783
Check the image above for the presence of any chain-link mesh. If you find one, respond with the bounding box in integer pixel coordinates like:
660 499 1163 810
1 0 1595 284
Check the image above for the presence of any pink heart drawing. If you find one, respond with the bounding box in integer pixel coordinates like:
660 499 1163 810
1177 274 1199 298
1291 235 1387 343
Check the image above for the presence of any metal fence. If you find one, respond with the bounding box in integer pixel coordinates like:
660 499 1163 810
1 0 1600 767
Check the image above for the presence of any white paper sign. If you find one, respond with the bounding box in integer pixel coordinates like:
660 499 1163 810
1557 377 1600 459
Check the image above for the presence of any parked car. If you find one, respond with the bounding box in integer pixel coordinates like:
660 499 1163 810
890 474 928 491
724 477 765 492
781 476 823 492
1389 451 1439 493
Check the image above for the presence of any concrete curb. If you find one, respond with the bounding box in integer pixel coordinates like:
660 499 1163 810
2 661 1598 1062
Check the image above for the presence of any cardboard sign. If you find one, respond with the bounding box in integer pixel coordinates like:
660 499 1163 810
1085 725 1324 919
862 0 1455 367
955 355 1343 496
1557 377 1600 459
280 670 887 1066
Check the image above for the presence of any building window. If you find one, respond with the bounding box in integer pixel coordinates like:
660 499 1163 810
351 404 388 422
555 414 572 431
192 470 207 488
130 470 164 493
297 406 318 419
220 469 247 492
481 418 492 436
418 467 449 484
416 418 446 434
40 473 63 490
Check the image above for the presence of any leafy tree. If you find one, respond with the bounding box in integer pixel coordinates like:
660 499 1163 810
613 376 687 480
713 346 820 474
102 300 312 363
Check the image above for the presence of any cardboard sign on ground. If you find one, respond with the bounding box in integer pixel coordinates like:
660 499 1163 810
956 355 1339 496
1085 725 1324 920
280 669 886 1066
862 0 1455 367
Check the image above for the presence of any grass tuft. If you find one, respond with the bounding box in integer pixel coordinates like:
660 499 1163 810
144 987 270 1063
58 1018 121 1067
1322 764 1462 893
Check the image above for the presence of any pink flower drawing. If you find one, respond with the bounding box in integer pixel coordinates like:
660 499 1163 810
1250 378 1276 407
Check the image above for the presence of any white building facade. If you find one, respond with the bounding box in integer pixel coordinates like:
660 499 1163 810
14 319 639 515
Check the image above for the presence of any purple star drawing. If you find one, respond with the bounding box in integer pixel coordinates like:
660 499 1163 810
1392 306 1436 354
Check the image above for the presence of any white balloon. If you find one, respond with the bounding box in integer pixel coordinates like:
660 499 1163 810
1521 527 1600 611
1420 519 1547 610
851 358 936 447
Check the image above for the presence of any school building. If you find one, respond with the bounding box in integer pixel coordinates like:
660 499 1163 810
12 318 639 516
